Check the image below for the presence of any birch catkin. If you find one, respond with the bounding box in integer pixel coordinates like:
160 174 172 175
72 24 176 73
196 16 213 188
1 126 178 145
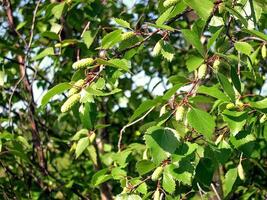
61 94 81 113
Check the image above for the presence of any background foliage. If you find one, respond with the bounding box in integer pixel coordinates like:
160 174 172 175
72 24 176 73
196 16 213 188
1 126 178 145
0 0 267 199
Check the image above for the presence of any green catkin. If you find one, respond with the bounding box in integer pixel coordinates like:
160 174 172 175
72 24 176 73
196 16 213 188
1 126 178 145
151 166 163 181
72 58 94 70
238 163 245 180
61 93 81 113
121 32 135 40
261 44 266 59
153 189 160 200
152 40 162 56
163 0 180 7
197 64 207 79
175 106 184 121
68 79 85 97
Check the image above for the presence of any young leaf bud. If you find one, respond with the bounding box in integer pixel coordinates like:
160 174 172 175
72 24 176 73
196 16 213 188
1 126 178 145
215 134 224 145
238 163 245 180
160 105 166 117
236 100 244 109
121 32 135 40
163 0 180 7
226 103 235 110
89 132 96 143
143 148 149 160
72 58 94 70
260 114 267 124
175 106 185 121
197 64 207 79
261 44 266 59
213 59 220 71
55 43 61 48
68 79 85 97
99 50 107 59
218 3 225 14
152 40 163 57
151 166 163 181
61 93 81 113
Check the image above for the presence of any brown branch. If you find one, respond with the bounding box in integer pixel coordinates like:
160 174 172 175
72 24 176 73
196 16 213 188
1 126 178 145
3 0 47 175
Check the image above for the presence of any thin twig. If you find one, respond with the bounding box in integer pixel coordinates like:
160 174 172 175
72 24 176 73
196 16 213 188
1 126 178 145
8 0 41 125
211 183 222 200
81 21 90 38
118 106 155 151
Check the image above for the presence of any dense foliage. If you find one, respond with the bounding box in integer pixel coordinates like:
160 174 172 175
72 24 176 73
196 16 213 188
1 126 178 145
1 0 267 199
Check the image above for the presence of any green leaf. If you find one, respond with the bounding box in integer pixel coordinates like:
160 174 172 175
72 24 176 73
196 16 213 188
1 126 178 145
163 170 176 194
156 6 174 25
234 42 253 56
83 30 98 49
194 158 215 190
87 145 97 166
225 7 248 27
207 27 223 50
52 2 66 19
0 70 4 86
183 0 213 20
32 47 54 60
129 99 157 122
136 160 156 175
72 129 88 141
85 87 121 97
91 168 112 186
198 85 230 101
250 98 267 109
41 83 72 107
145 127 180 165
186 55 204 72
115 194 142 200
111 167 127 180
101 30 122 49
147 23 175 31
41 31 59 40
231 66 241 94
114 18 131 29
161 42 175 61
242 29 267 41
223 168 238 197
230 131 256 155
217 72 236 102
167 160 194 185
80 103 95 129
181 29 205 56
223 110 247 136
75 137 90 158
187 108 215 139
129 178 147 194
96 58 130 72
112 150 131 167
162 83 184 100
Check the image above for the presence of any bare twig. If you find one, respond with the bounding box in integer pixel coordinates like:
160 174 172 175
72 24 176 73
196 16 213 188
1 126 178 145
118 106 155 151
211 183 222 200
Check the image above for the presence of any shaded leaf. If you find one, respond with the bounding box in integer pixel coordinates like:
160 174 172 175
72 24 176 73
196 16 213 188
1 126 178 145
217 72 236 102
181 29 205 56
